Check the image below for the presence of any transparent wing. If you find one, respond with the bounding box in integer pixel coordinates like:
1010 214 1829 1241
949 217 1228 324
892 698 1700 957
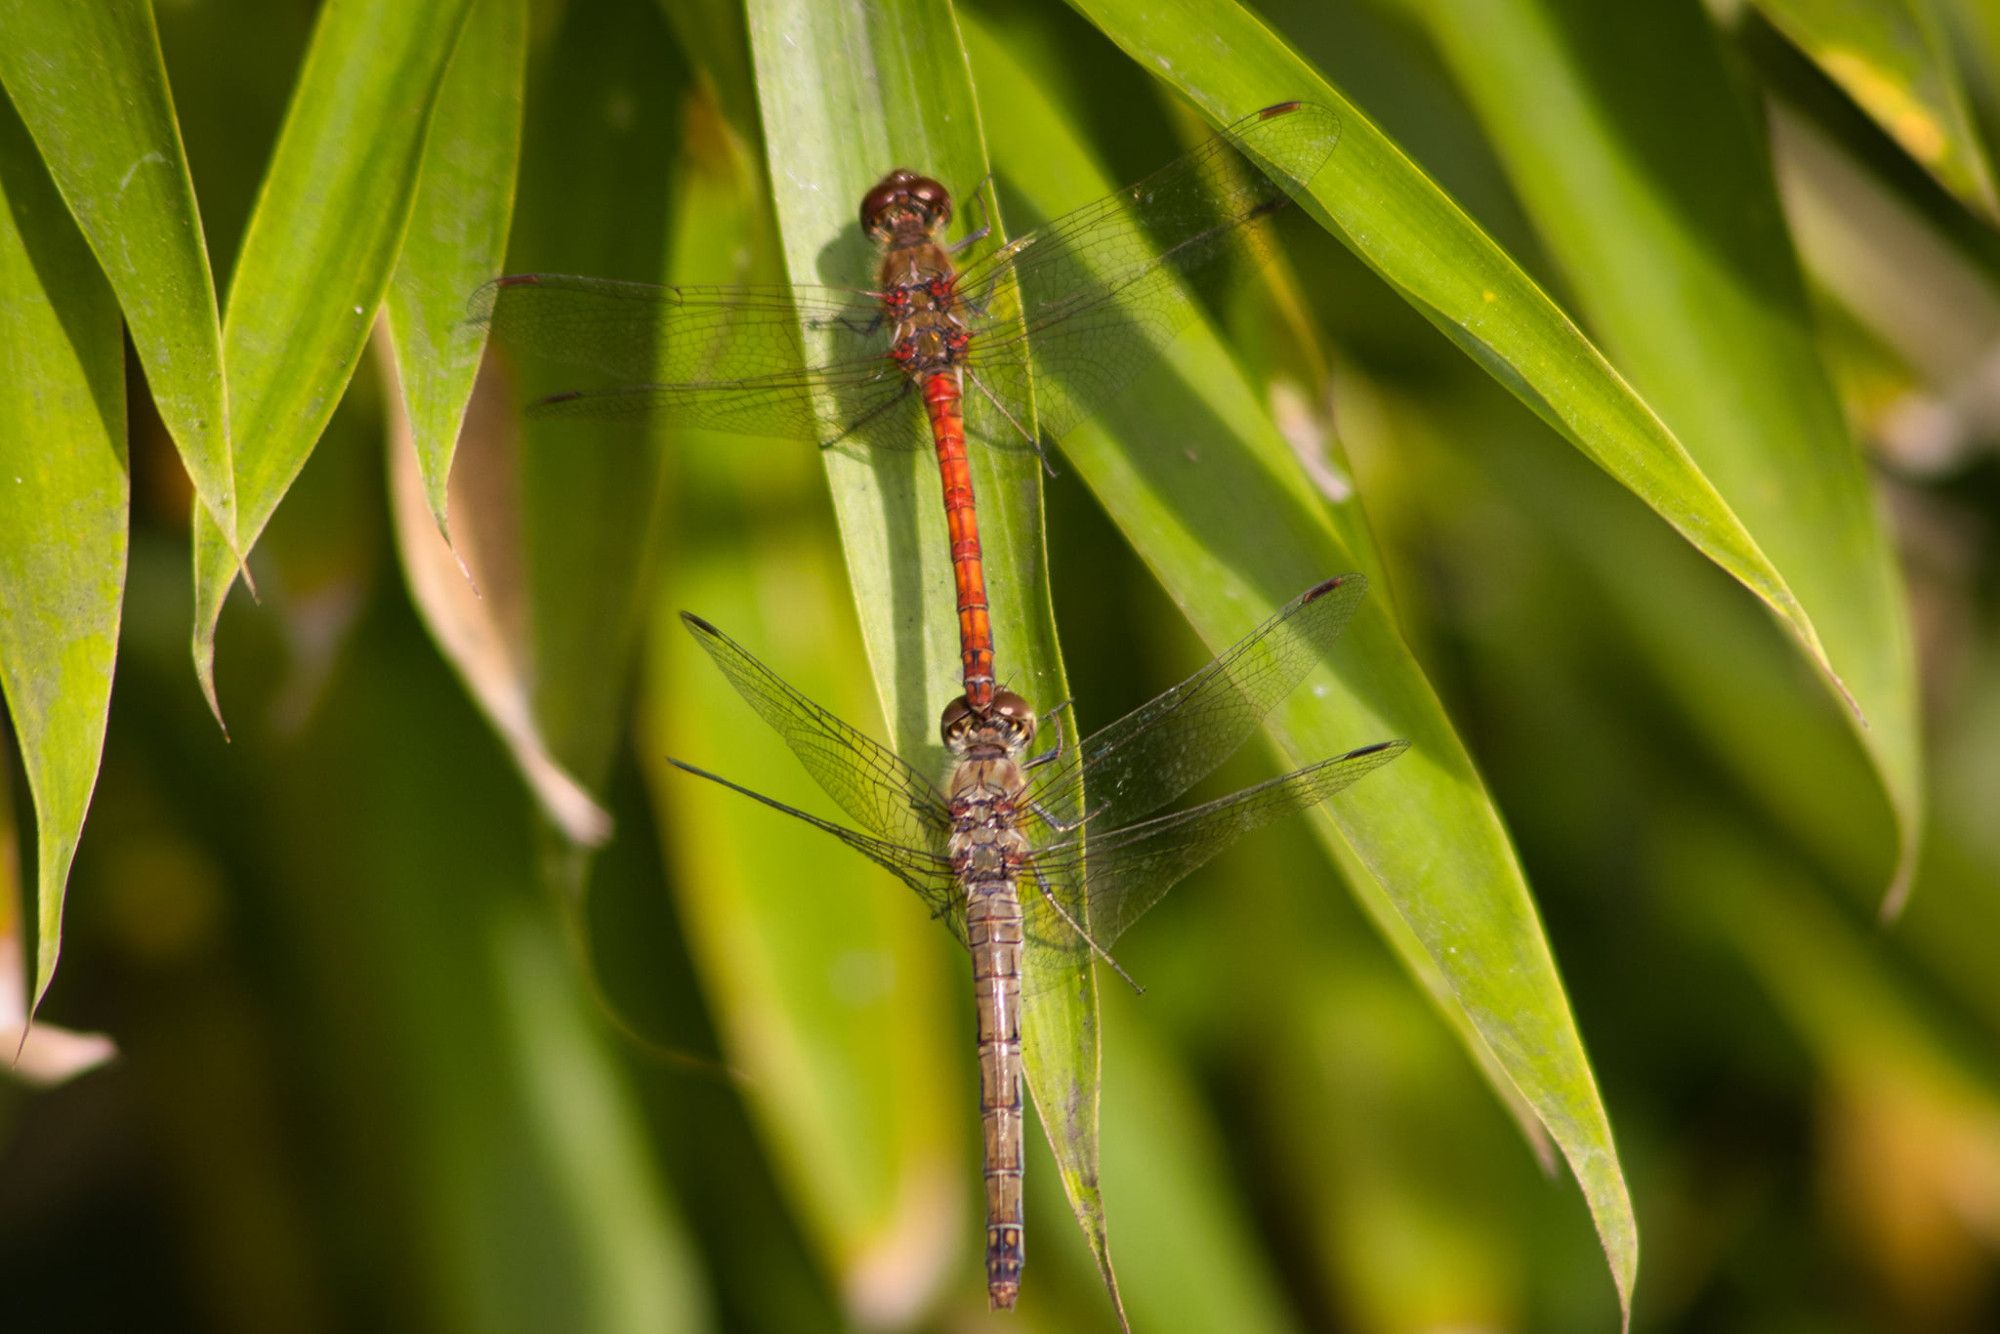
475 104 1338 448
1021 575 1366 839
681 612 952 849
472 273 925 446
1016 740 1409 985
525 360 919 447
668 760 969 941
957 101 1342 442
472 273 876 380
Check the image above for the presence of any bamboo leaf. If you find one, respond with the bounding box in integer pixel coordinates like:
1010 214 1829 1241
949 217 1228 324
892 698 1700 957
190 0 473 722
635 95 968 1320
1752 0 2000 221
0 93 127 1013
963 13 1637 1323
385 337 612 846
494 0 680 810
384 0 526 542
0 0 233 542
1415 0 1922 912
743 0 1115 1318
1063 0 1838 767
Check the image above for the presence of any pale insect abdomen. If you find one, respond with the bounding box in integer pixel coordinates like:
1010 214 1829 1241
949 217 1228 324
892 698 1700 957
949 758 1032 1307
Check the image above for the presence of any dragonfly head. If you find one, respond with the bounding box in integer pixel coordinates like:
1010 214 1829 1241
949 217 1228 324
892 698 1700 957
941 690 1036 757
862 169 953 242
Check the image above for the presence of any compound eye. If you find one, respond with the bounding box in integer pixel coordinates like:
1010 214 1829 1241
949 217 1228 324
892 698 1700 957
860 171 928 236
938 695 974 745
909 177 953 227
860 169 920 232
989 690 1036 741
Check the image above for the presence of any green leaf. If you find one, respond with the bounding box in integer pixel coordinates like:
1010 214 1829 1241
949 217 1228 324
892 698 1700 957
498 0 680 808
635 95 968 1318
1414 0 1922 911
1752 0 2000 221
487 903 717 1331
0 93 127 1013
385 340 613 847
0 0 233 544
742 0 1116 1318
384 0 526 542
1097 993 1296 1333
190 0 473 722
1062 0 1838 763
961 12 1637 1323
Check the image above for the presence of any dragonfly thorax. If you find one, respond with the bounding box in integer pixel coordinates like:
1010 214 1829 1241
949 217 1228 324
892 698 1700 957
947 754 1028 808
862 169 952 243
942 690 1035 758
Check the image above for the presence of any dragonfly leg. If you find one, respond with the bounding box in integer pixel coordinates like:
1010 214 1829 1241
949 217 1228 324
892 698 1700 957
1029 791 1118 836
812 307 885 337
1026 791 1115 835
949 172 997 253
966 369 1057 477
821 381 914 449
1020 699 1075 771
1029 861 1143 995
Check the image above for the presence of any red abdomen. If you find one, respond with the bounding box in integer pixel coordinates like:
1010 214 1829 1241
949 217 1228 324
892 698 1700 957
923 373 994 712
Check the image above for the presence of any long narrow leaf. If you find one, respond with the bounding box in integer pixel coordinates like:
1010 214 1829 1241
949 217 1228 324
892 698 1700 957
0 95 127 1012
742 0 1115 1318
190 0 473 720
1416 0 1922 912
384 0 526 542
962 13 1638 1322
499 0 680 810
1062 0 1837 749
1753 0 2000 221
636 94 967 1321
0 0 233 543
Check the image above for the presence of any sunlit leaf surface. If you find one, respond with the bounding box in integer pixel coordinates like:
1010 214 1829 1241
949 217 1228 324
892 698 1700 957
0 94 126 1012
191 0 473 721
0 0 232 541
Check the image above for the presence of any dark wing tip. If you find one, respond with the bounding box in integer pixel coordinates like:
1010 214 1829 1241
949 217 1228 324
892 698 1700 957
1345 738 1410 761
1303 572 1367 603
680 611 720 638
1258 100 1305 118
495 273 545 289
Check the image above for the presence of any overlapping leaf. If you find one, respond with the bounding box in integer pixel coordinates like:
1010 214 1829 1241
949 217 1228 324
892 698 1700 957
965 10 1638 1322
1412 0 1921 913
191 0 473 720
0 0 233 543
741 0 1114 1317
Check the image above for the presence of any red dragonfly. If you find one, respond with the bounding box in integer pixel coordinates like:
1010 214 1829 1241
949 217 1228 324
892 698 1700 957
475 102 1341 711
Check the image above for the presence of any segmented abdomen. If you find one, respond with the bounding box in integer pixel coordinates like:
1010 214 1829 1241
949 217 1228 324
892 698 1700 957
966 874 1024 1308
922 372 994 713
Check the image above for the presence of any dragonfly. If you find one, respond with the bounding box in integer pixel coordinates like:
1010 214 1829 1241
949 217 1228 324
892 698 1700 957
475 101 1342 715
668 575 1404 1310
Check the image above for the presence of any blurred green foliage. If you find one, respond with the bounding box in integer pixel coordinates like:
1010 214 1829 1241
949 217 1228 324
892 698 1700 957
4 0 2000 1330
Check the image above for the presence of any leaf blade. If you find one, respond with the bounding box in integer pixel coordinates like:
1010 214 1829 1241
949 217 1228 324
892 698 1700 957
743 0 1118 1317
384 0 526 541
964 11 1638 1321
0 94 128 1011
191 0 474 718
1753 0 2000 220
1063 0 1838 748
1416 0 1922 910
0 0 233 540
